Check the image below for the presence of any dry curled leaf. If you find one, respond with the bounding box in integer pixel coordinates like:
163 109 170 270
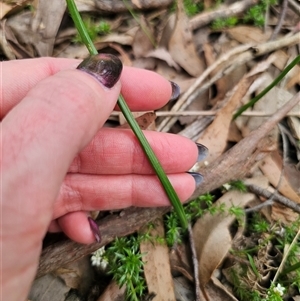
140 218 176 301
168 0 205 77
97 280 126 301
259 153 300 205
193 191 256 289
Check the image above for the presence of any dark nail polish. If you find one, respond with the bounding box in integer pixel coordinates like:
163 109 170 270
169 81 180 101
196 143 208 161
187 172 203 186
77 53 123 88
88 217 101 243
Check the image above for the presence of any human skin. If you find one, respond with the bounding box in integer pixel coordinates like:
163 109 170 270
1 57 199 301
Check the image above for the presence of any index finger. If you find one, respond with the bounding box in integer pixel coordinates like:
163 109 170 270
1 57 173 118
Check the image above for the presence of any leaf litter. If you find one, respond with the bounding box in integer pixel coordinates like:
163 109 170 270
2 0 299 300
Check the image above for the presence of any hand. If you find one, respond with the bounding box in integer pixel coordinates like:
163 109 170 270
2 55 202 301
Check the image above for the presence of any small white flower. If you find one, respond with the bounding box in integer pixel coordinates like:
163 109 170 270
99 257 109 270
273 283 285 296
223 183 231 190
274 227 285 237
90 246 108 270
92 246 105 257
91 255 102 267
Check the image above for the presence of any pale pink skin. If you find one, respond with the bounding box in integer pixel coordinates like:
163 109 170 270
2 57 199 301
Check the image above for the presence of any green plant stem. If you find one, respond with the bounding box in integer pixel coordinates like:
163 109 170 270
128 277 138 301
66 0 188 229
281 261 300 276
66 0 97 55
118 95 188 229
233 54 300 119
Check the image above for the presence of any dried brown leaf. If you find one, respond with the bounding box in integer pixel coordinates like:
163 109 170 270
0 20 16 59
118 112 156 130
54 256 94 293
244 76 299 134
140 218 176 301
146 48 180 70
173 277 195 301
0 0 31 20
31 0 66 56
288 116 300 140
132 17 154 59
204 40 248 106
260 153 300 203
0 2 13 20
131 0 143 9
5 12 36 58
28 274 70 301
168 0 205 77
226 26 271 44
97 280 125 301
203 276 239 301
270 50 300 88
96 33 135 47
196 76 254 162
193 191 256 288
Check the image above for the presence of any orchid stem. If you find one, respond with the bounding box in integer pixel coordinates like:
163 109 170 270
66 0 188 229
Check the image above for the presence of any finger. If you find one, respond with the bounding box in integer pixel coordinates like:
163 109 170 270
47 212 96 244
120 66 172 111
53 173 196 219
1 58 173 117
57 212 96 244
69 128 199 175
48 212 98 244
2 56 121 298
1 58 81 117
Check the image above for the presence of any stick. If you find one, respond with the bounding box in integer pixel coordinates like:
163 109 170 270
246 184 300 213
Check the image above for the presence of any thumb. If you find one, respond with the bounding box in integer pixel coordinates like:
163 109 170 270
2 54 122 301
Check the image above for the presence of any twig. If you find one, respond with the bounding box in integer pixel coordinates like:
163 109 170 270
279 125 300 159
273 227 300 283
188 223 201 301
246 184 300 214
288 0 300 17
157 33 300 132
252 33 300 56
111 111 300 117
157 43 253 132
264 0 270 33
277 123 289 187
269 0 289 41
189 0 259 30
245 199 274 213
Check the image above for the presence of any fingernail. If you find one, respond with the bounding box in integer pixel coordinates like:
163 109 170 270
169 81 180 101
88 217 101 243
77 53 123 88
187 172 204 186
196 143 208 161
